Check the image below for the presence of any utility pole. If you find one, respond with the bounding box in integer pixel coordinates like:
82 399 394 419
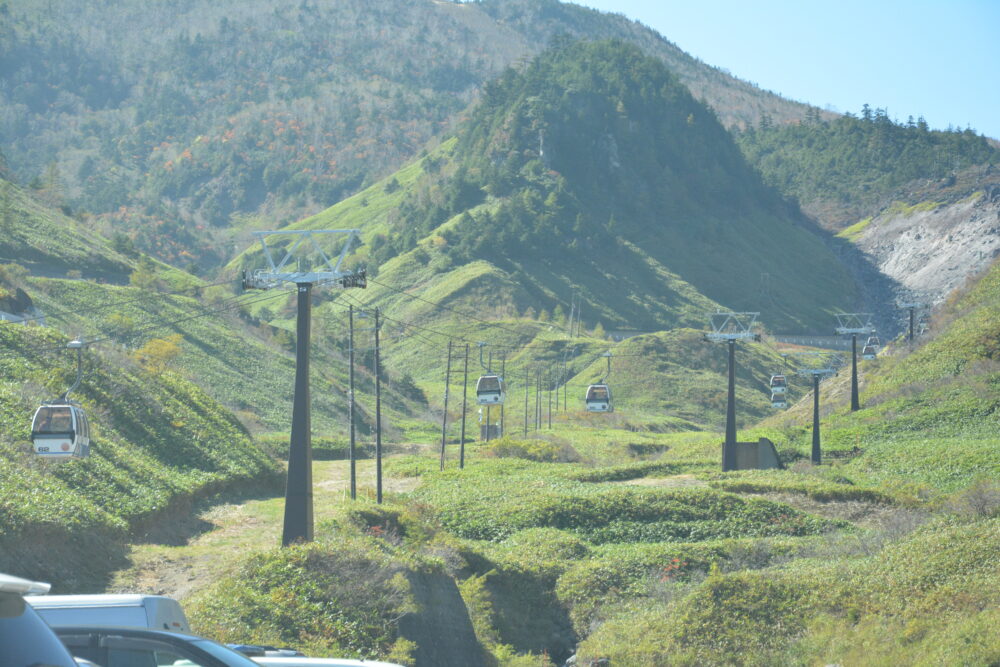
535 369 541 431
547 374 552 429
460 343 469 468
523 367 529 437
500 353 506 438
705 312 760 472
567 292 576 338
374 307 383 504
485 350 493 443
242 229 365 546
440 341 452 471
348 305 356 500
835 313 873 412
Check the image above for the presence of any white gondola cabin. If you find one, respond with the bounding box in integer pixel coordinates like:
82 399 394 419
861 344 877 360
770 393 788 409
475 375 506 405
769 374 788 395
31 404 90 459
585 384 613 412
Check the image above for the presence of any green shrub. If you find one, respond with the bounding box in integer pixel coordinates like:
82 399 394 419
483 436 577 463
187 539 412 658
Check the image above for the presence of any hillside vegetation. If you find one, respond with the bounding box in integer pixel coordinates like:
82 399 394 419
0 0 821 267
260 41 854 336
0 177 434 589
0 320 281 589
737 106 1000 228
179 257 1000 665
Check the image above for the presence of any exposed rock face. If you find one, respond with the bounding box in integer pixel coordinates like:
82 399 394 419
852 182 1000 308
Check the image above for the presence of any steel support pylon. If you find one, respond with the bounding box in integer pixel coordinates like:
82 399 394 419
282 282 314 546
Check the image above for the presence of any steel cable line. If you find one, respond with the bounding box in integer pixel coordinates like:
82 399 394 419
0 286 294 360
337 291 600 357
364 275 580 342
5 277 240 327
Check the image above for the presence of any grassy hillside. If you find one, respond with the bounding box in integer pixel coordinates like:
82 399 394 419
0 177 134 279
0 0 824 267
0 178 437 590
248 41 854 343
0 321 281 589
181 259 1000 665
737 107 1000 228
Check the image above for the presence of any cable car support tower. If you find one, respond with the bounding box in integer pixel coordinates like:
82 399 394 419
242 229 366 546
793 352 839 465
835 313 873 412
705 312 760 472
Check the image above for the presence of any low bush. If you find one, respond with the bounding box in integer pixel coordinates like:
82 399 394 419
187 538 415 660
483 436 579 463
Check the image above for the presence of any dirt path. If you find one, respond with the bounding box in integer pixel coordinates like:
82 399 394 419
109 459 421 601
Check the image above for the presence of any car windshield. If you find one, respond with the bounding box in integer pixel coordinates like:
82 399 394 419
192 639 261 666
0 591 78 667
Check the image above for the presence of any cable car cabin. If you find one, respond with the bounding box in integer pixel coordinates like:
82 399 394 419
769 375 788 395
861 345 877 360
475 375 506 405
31 404 90 459
770 393 788 409
585 384 613 412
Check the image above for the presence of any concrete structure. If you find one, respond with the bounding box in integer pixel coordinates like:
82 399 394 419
724 437 784 470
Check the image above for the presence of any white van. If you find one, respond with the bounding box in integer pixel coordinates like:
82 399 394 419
25 594 190 633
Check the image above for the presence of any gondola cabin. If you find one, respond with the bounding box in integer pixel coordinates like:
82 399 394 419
769 375 788 395
770 393 788 409
861 345 877 360
475 375 505 405
31 404 90 459
585 384 613 412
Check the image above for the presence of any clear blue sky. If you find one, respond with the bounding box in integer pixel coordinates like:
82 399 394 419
573 0 1000 139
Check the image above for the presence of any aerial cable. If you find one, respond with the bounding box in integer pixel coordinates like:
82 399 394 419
11 278 239 327
0 285 294 360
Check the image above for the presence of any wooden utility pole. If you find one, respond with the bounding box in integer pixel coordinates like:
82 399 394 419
460 344 469 468
440 341 452 471
348 305 356 500
374 307 382 504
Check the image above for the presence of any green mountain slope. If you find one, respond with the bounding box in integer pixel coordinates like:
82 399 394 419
575 257 1000 665
737 107 1000 228
0 178 434 589
571 329 804 428
0 178 133 279
271 41 854 335
0 0 824 267
0 318 281 589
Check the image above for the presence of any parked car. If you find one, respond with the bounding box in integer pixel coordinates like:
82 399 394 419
0 572 79 667
27 592 190 632
229 643 305 657
54 626 263 667
252 658 406 667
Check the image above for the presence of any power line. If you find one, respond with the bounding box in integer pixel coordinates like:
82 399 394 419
0 287 293 360
11 278 238 327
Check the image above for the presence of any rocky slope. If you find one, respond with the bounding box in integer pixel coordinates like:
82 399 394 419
845 167 1000 317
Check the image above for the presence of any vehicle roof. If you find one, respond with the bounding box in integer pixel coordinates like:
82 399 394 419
0 572 51 595
252 658 406 667
52 625 200 640
26 593 172 607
